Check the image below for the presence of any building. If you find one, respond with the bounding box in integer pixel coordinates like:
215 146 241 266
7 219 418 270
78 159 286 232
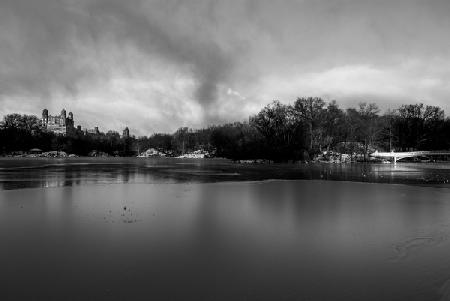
41 109 75 136
123 127 130 138
107 130 120 138
85 127 100 135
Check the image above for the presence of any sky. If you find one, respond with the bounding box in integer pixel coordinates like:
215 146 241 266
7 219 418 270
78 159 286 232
1 0 450 136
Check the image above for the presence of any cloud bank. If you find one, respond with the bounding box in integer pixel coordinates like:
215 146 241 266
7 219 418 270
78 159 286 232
1 0 450 135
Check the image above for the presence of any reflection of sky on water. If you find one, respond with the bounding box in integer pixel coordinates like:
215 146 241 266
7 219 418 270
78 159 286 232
0 158 450 190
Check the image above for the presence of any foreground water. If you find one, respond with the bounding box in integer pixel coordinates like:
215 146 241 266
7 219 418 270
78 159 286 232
1 158 450 300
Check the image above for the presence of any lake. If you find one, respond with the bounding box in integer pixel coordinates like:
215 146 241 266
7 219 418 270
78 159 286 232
1 158 450 300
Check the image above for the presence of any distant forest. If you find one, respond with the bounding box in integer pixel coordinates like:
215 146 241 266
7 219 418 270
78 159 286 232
1 98 450 161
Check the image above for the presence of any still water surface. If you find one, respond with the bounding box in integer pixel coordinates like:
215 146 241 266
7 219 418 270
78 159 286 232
1 158 450 300
1 157 450 190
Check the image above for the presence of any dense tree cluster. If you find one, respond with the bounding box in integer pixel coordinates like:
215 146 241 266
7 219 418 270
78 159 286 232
1 98 450 160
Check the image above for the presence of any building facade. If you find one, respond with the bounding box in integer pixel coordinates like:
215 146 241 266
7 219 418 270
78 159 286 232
85 127 100 135
41 109 75 136
123 127 130 138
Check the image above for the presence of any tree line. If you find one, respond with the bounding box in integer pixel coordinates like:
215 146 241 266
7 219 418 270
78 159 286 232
1 98 450 161
0 113 134 156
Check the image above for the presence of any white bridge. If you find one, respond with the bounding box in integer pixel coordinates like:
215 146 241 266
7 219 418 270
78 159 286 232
370 150 450 163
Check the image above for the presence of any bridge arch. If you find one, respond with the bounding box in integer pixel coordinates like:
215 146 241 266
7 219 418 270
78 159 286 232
370 151 450 163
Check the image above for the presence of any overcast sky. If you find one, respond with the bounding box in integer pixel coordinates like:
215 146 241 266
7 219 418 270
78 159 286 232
1 0 450 135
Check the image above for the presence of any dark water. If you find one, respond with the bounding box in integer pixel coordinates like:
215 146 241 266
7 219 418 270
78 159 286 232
1 157 450 190
1 158 450 300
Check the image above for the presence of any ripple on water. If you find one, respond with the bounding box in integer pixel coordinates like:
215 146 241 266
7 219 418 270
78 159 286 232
439 279 450 301
392 229 450 260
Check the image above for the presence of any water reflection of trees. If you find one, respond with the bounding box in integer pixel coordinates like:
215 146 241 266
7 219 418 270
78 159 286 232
0 159 449 190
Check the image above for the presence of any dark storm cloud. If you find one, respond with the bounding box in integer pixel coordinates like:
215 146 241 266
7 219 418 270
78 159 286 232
1 0 450 133
0 0 238 108
86 0 238 108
